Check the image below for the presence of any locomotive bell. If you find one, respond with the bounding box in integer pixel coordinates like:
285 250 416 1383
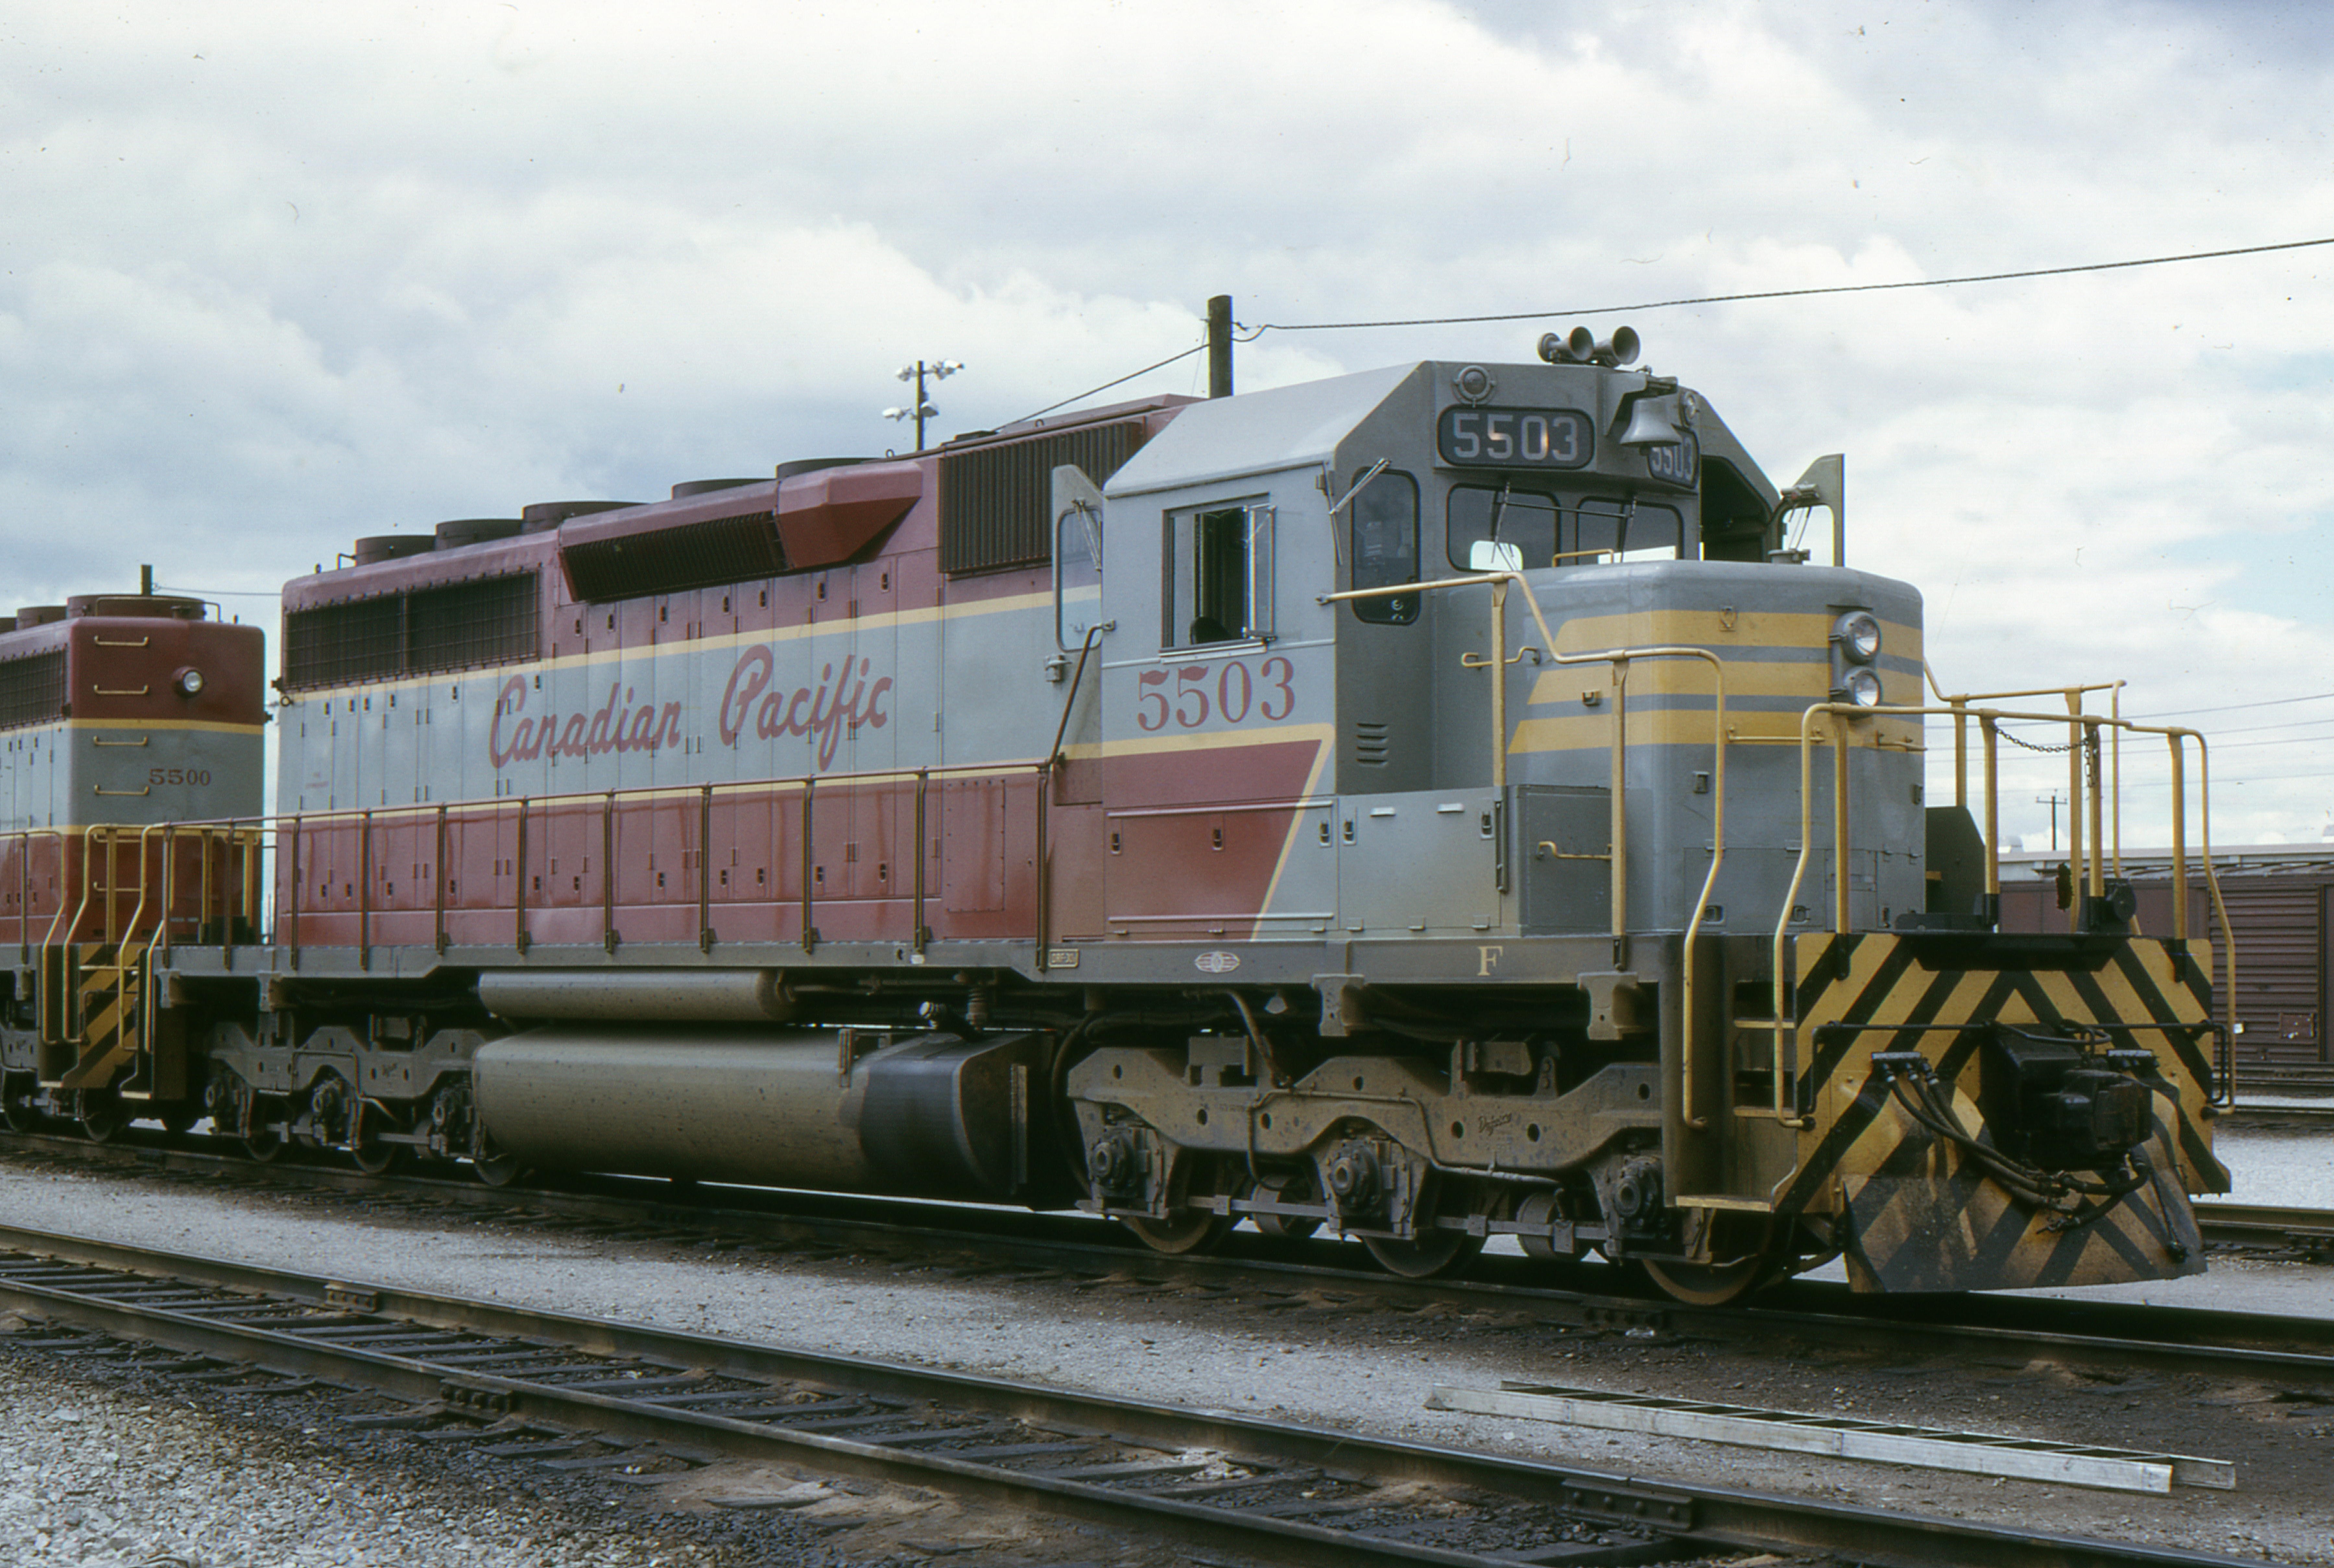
1618 393 1684 448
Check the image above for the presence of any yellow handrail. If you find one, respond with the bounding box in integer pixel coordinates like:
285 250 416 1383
1772 700 2234 1122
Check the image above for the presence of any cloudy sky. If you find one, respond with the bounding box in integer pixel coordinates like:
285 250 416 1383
4 0 2331 847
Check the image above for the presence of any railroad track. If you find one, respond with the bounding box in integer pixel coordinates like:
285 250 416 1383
2229 1072 2334 1096
2192 1201 2334 1258
0 1220 2267 1568
6 1128 2334 1394
2221 1098 2334 1126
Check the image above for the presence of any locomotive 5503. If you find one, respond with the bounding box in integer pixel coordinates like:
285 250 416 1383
1 330 2233 1303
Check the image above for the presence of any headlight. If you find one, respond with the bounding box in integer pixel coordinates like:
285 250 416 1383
1843 667 1884 707
1833 610 1882 663
173 667 205 697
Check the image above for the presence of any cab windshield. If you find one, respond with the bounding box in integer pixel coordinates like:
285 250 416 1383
1447 484 1686 571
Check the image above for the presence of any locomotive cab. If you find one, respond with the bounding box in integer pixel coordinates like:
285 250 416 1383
0 592 266 1140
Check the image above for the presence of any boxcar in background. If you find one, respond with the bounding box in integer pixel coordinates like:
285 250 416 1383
2001 846 2334 1086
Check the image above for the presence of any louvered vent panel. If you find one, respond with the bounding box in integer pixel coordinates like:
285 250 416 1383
0 650 65 730
284 572 540 691
561 512 784 602
284 596 403 691
409 575 541 675
1354 721 1391 766
938 419 1150 574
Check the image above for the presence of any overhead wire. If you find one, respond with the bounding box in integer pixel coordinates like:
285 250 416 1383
2122 690 2334 721
1244 234 2334 334
1017 233 2333 427
1009 340 1207 425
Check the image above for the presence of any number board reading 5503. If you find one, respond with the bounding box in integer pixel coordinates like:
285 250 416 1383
1436 405 1593 469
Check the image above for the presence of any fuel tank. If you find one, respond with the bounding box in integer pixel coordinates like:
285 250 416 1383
470 1026 1049 1200
477 968 795 1022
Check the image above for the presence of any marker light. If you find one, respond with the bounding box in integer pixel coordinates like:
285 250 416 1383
173 667 205 697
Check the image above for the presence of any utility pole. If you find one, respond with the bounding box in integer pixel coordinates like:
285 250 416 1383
883 358 962 451
1207 295 1233 399
2034 791 2065 852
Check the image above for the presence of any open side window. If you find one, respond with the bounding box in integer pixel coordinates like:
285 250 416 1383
1164 498 1274 648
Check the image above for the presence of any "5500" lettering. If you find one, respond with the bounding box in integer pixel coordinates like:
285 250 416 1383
1136 657 1295 731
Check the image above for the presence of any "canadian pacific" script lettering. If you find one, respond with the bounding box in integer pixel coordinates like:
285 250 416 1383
719 647 892 769
487 648 895 775
490 677 682 766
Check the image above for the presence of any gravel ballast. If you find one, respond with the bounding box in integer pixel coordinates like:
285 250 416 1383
0 1351 740 1568
0 1145 2327 1564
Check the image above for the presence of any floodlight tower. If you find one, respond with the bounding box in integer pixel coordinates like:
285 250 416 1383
882 358 963 452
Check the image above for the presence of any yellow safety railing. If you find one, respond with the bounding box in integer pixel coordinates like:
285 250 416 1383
1770 698 2235 1126
264 754 1057 968
8 822 266 1088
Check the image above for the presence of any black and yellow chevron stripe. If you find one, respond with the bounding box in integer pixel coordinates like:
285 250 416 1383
51 941 143 1092
1774 932 2222 1293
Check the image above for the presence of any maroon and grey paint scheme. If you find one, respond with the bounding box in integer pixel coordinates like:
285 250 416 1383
269 405 1198 960
0 345 2219 1304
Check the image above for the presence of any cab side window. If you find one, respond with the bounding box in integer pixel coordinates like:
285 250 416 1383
1349 469 1419 624
1164 500 1274 647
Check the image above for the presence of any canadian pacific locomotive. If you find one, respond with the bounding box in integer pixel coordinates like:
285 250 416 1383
0 328 2233 1303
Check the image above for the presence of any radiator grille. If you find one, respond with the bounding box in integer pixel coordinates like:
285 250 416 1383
561 511 783 602
0 650 65 730
408 575 541 675
284 572 539 692
938 419 1149 575
284 596 402 690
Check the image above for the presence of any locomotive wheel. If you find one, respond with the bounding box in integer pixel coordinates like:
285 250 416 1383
243 1102 288 1162
349 1103 403 1175
158 1106 199 1136
1639 1255 1783 1307
470 1153 525 1187
1249 1170 1322 1241
1363 1227 1483 1279
1124 1209 1233 1255
77 1091 128 1145
1 1076 40 1133
470 1134 526 1187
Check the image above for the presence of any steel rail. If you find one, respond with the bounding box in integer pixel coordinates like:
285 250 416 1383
0 1221 2262 1568
2217 1100 2334 1125
6 1130 2334 1388
2191 1200 2334 1254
